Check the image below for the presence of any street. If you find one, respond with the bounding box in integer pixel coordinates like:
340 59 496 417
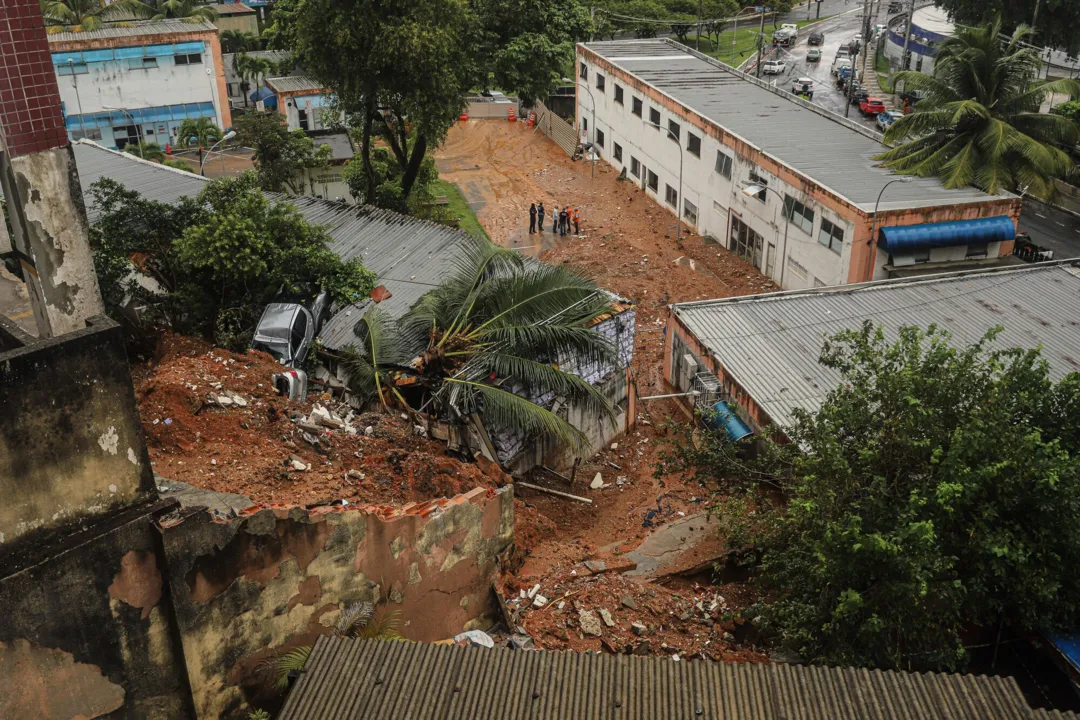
1018 199 1080 260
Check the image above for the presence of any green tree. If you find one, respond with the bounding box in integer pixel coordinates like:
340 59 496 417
661 322 1080 671
162 158 196 173
124 141 166 163
221 29 257 54
176 117 223 149
343 236 619 448
934 0 1080 57
1051 99 1080 123
270 0 472 206
87 173 374 348
879 18 1080 196
40 0 150 30
148 0 216 21
472 0 592 105
234 53 273 108
233 111 331 194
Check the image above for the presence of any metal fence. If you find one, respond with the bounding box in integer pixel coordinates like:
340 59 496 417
530 100 578 157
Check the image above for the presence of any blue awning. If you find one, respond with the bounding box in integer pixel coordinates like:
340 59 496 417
1049 634 1080 673
250 86 278 108
703 401 754 442
878 216 1016 254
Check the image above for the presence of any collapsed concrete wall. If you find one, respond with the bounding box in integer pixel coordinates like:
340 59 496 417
0 315 154 547
158 486 514 719
0 499 194 719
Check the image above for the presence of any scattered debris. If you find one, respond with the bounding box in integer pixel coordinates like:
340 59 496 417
599 609 615 628
579 610 603 637
590 473 604 489
454 630 494 648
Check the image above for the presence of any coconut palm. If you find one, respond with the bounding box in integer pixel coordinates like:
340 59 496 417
149 0 216 22
220 29 256 54
342 237 619 449
878 17 1080 196
40 0 151 31
234 53 273 107
176 117 222 148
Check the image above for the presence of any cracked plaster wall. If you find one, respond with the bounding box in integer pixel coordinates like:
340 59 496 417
158 485 514 719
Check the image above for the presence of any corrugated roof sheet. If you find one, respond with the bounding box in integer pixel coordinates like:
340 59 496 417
313 132 353 161
71 141 469 351
673 262 1080 428
209 3 256 14
265 75 329 93
47 18 216 43
582 39 1005 213
278 637 1070 719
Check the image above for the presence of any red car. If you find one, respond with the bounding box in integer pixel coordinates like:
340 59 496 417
860 97 886 115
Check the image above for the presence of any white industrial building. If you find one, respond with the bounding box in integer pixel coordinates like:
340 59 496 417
576 39 1021 289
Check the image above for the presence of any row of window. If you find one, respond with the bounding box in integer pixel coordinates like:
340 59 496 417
56 53 202 76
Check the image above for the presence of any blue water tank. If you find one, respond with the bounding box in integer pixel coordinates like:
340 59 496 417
704 401 754 442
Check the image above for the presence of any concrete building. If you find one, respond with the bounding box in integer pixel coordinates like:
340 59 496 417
222 49 295 109
576 39 1021 290
48 19 231 149
663 261 1080 439
209 2 259 35
265 75 338 131
883 5 952 74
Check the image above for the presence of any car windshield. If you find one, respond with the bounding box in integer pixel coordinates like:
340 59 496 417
254 304 297 341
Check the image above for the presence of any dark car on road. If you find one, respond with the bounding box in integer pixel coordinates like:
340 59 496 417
808 30 824 45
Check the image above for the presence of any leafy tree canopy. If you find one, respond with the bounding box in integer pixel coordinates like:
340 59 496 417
176 117 223 149
233 111 331 195
659 322 1080 672
935 0 1080 56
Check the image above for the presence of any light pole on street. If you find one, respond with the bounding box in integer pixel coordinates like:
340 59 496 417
863 176 913 280
200 130 237 176
102 105 142 159
577 81 598 177
742 182 790 287
731 6 760 66
644 120 684 244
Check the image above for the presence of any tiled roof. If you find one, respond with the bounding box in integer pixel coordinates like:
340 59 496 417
277 637 1073 719
46 18 216 43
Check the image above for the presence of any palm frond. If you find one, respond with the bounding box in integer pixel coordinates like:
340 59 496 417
257 645 312 691
334 601 375 637
357 609 405 640
442 378 590 449
481 352 616 423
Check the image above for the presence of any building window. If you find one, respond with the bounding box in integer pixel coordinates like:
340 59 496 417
228 83 240 96
687 131 701 157
649 107 660 127
747 168 769 202
614 84 624 104
596 72 605 91
966 242 988 258
818 217 844 253
630 156 640 178
683 199 698 225
580 61 588 79
715 150 733 179
647 169 659 192
126 57 158 70
175 53 203 65
57 62 88 76
668 119 680 141
665 184 678 207
787 257 809 279
71 128 103 140
730 216 763 266
813 277 827 288
582 117 588 132
783 195 815 235
596 128 605 148
632 97 643 117
613 142 623 162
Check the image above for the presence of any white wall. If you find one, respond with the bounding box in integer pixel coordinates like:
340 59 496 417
282 93 338 131
576 57 853 290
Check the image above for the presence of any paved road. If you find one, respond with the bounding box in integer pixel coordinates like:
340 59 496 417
1017 199 1080 260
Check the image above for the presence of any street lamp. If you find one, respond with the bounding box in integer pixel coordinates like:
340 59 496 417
644 120 684 243
102 105 142 159
742 181 790 287
731 6 760 65
577 80 598 178
864 175 914 280
200 130 237 176
67 59 85 133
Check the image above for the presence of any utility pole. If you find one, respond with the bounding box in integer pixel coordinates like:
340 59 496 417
696 0 702 50
900 0 913 73
817 0 822 19
844 0 871 118
755 7 766 77
1031 0 1042 38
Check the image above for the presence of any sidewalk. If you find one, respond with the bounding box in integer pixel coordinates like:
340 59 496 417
860 42 896 111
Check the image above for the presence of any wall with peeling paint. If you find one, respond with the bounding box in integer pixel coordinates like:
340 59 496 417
0 315 154 548
0 500 194 719
158 486 514 719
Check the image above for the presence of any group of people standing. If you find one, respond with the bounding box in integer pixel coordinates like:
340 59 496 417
529 202 580 236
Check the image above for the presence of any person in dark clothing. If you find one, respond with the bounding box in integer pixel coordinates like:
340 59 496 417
572 207 580 235
537 202 545 232
529 203 537 234
559 207 568 236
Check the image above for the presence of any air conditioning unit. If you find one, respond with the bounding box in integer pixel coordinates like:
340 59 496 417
678 353 698 391
691 372 722 410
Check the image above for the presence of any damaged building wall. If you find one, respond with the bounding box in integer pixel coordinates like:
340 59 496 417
158 486 514 719
0 500 194 719
0 315 155 546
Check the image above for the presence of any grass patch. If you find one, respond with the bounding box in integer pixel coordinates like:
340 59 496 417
876 49 894 92
696 18 828 68
431 179 490 241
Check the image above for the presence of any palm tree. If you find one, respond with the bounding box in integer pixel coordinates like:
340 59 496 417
343 237 620 449
149 0 216 22
40 0 150 31
878 17 1080 196
234 53 272 108
176 117 221 148
220 29 256 54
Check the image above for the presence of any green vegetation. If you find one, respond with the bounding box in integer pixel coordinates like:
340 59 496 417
934 0 1080 56
88 173 374 351
430 180 490 240
233 111 331 195
658 323 1080 672
875 46 893 92
41 0 149 31
703 19 823 68
175 118 223 149
879 17 1080 195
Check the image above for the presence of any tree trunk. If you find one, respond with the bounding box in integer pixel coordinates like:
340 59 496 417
360 91 378 204
399 133 428 200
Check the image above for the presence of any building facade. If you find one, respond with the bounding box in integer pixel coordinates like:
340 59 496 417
576 40 1021 290
209 3 259 35
265 75 339 132
49 19 231 150
222 49 294 109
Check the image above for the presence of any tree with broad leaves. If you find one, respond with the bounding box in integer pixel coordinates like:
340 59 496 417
879 17 1080 196
232 111 332 195
657 321 1080 672
176 117 222 149
934 0 1080 57
220 29 257 54
147 0 216 21
40 0 150 31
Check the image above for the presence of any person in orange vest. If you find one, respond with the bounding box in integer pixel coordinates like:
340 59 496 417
572 208 581 235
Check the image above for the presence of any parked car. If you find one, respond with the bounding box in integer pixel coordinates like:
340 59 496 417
808 30 825 45
807 48 822 62
791 77 815 99
888 1 903 12
762 59 787 75
251 292 327 368
837 66 857 88
772 28 796 47
876 110 898 131
831 50 852 74
860 97 887 115
848 85 870 105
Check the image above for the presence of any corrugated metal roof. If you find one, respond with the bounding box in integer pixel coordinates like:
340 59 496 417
71 141 469 352
266 75 329 93
673 262 1080 428
277 637 1068 719
313 132 354 162
209 3 256 14
582 39 1005 213
47 18 216 43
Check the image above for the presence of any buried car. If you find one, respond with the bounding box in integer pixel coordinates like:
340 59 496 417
251 303 317 367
